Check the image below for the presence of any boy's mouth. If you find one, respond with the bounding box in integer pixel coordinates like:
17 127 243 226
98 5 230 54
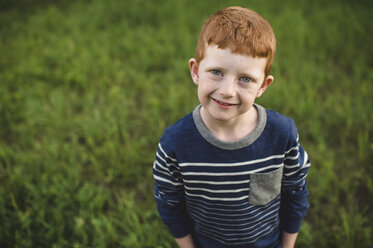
211 97 239 106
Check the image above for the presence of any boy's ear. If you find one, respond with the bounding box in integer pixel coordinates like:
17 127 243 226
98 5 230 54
256 75 274 98
189 58 199 85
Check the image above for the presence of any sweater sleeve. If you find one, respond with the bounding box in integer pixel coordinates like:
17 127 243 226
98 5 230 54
153 140 190 238
280 119 311 233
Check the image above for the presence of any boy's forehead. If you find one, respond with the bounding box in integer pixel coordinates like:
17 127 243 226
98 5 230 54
200 44 267 79
203 44 266 60
202 45 267 66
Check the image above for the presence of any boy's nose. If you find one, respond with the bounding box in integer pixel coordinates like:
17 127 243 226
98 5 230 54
219 79 235 98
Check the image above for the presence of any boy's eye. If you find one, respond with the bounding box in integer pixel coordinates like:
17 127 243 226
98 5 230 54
211 70 222 76
240 77 252 83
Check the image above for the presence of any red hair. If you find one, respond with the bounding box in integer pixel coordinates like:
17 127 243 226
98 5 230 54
195 6 276 77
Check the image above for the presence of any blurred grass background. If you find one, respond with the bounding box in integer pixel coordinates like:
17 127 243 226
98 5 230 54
0 0 372 247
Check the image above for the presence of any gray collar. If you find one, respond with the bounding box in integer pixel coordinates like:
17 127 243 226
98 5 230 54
192 104 267 150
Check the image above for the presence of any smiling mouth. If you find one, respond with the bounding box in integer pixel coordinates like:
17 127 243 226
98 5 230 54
211 97 239 106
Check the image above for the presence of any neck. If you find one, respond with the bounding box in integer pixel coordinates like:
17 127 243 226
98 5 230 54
200 106 258 142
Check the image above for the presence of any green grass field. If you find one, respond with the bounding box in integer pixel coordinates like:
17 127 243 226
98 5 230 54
1 0 372 247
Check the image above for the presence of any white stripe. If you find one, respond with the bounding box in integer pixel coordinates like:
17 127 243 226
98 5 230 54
153 160 168 172
184 178 250 185
179 154 284 167
284 163 300 169
285 145 299 154
153 175 182 186
154 161 181 178
186 196 248 208
185 191 248 201
188 204 255 217
284 151 310 176
156 152 178 169
285 153 300 160
282 173 308 185
158 143 177 162
182 163 283 176
153 164 171 177
188 201 279 220
187 199 255 213
304 151 309 166
284 163 310 177
184 185 248 194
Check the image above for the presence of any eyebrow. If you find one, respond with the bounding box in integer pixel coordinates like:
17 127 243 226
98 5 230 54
205 66 225 72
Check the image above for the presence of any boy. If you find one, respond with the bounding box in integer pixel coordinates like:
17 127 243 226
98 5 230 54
153 6 310 248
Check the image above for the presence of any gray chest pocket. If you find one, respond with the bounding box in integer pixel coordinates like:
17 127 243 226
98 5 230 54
249 166 283 205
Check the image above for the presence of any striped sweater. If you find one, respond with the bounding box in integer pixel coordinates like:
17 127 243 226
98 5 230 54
153 104 310 247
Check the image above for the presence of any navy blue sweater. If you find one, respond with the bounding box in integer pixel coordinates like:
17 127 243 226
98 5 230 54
153 105 310 247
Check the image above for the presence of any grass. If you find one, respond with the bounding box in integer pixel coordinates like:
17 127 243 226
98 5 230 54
0 0 372 247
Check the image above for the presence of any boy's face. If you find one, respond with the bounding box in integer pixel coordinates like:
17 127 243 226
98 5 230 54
189 45 273 124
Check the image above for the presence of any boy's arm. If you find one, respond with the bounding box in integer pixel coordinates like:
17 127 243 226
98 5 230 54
153 142 193 242
280 119 310 235
281 232 298 248
155 184 190 238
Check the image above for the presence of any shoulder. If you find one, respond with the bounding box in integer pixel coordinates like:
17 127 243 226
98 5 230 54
160 112 196 147
264 108 298 139
266 108 294 125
